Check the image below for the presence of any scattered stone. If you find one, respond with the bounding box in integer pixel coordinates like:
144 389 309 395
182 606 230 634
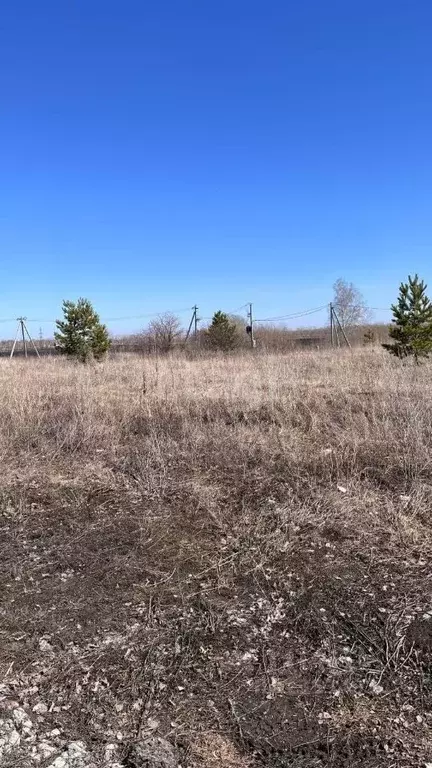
12 707 32 729
128 736 178 768
33 701 49 714
369 679 384 695
38 741 58 759
0 717 21 759
104 743 118 762
47 741 90 768
39 638 54 654
68 742 89 765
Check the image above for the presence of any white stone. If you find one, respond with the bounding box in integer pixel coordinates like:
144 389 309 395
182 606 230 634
0 718 21 757
48 756 68 768
369 679 384 695
47 741 89 768
104 744 117 762
39 638 54 653
12 707 32 728
68 741 89 766
38 741 58 759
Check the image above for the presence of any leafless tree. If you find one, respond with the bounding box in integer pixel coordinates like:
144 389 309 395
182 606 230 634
147 312 183 353
333 278 371 328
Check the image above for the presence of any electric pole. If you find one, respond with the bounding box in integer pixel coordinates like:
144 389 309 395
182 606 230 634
247 303 256 348
184 305 199 345
330 305 351 349
333 307 351 348
10 317 40 359
20 317 27 358
330 303 334 347
193 305 199 344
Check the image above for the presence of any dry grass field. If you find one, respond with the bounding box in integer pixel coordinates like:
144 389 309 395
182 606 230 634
1 349 432 767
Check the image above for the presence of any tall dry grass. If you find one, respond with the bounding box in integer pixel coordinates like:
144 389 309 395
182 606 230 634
0 349 431 767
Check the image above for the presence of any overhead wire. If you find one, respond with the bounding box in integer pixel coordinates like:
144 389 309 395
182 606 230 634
11 307 194 324
254 305 328 323
0 303 389 328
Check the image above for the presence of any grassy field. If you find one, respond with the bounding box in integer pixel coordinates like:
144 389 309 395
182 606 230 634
0 350 431 767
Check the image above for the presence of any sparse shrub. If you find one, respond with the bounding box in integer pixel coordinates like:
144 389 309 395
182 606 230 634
363 328 376 345
147 312 183 353
55 298 111 362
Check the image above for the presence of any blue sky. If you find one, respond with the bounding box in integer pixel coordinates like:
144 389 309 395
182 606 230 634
1 0 431 338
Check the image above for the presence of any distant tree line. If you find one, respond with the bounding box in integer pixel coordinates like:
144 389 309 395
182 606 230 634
45 273 432 362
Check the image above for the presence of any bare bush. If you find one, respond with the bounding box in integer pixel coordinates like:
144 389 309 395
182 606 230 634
146 312 183 353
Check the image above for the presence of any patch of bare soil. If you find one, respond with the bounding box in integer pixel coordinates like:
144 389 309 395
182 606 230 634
1 353 432 766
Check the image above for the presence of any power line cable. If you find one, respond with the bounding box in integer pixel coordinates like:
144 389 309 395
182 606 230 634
19 307 194 324
254 305 328 323
226 303 248 315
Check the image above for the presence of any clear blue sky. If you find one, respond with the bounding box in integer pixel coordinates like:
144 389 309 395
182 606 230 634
1 0 431 338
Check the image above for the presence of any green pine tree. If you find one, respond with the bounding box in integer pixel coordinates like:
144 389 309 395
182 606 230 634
55 298 111 362
206 310 239 351
382 274 432 363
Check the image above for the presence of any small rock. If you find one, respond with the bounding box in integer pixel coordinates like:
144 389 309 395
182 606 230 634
38 741 58 759
0 718 21 757
47 741 90 768
33 702 48 714
48 756 68 768
39 638 54 654
104 744 117 762
67 741 89 766
369 679 384 695
129 737 178 768
12 707 33 729
337 485 347 494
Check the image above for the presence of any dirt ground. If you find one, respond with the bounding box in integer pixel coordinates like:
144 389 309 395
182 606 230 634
0 351 431 766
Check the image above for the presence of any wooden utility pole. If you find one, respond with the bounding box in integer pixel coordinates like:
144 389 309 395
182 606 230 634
20 317 27 358
193 305 199 344
247 303 256 348
184 306 199 345
332 306 351 348
330 303 334 347
10 317 40 358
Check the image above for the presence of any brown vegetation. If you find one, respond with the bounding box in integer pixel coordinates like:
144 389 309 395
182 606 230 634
0 321 391 358
0 349 431 766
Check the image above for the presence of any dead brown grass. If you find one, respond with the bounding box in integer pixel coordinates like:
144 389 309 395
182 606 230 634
0 349 432 767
